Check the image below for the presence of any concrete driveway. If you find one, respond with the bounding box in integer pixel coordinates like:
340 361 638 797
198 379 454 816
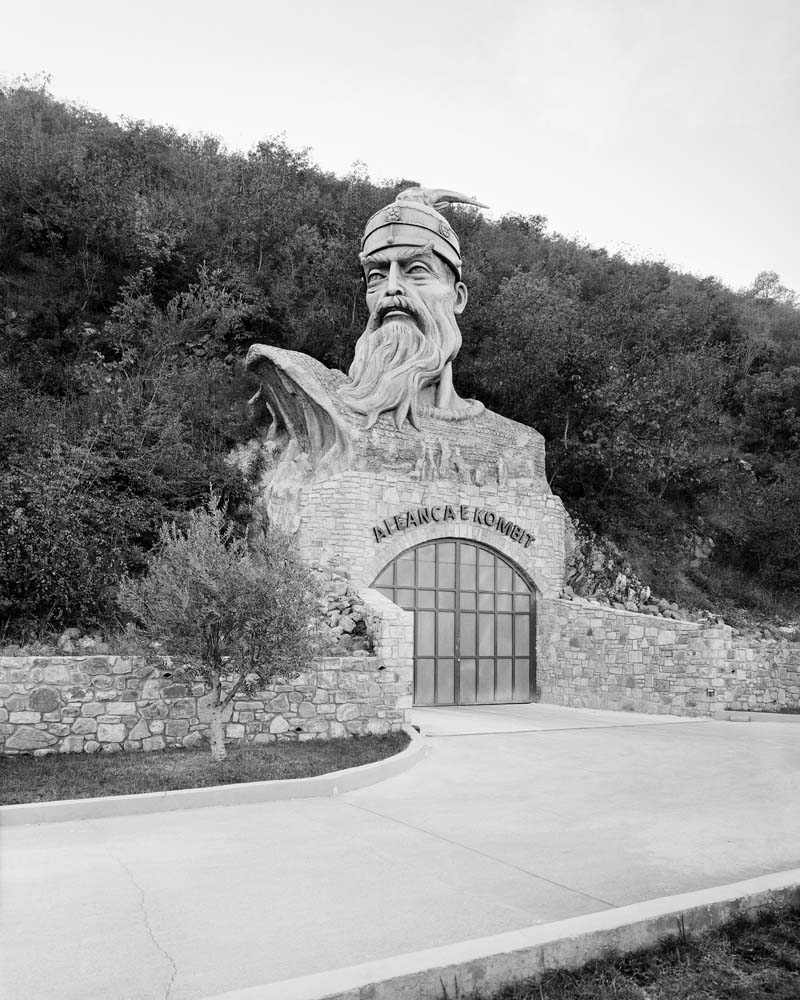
2 704 798 1000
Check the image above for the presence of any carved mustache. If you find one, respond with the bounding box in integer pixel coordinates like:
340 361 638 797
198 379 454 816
373 295 424 326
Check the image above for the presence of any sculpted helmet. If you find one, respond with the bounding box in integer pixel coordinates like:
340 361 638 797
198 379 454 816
360 187 488 280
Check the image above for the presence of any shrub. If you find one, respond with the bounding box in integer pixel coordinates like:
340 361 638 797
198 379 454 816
119 498 320 761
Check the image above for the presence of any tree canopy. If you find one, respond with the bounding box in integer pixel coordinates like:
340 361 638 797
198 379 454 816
1 81 798 632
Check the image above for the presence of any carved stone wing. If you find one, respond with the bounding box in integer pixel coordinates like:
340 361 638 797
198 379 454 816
245 345 353 471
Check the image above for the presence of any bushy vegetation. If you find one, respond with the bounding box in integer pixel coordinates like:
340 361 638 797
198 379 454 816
119 499 320 761
2 80 799 634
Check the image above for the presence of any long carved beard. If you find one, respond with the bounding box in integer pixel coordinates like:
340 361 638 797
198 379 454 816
339 297 462 429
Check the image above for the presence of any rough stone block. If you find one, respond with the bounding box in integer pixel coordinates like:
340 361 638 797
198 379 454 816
268 714 290 734
103 701 137 716
7 727 57 751
143 736 166 752
72 718 98 736
225 723 245 739
10 710 42 724
141 679 162 699
304 718 330 734
162 683 190 698
169 698 196 719
335 703 359 723
97 723 126 743
141 701 170 720
165 720 189 739
128 719 150 741
42 664 71 684
235 701 263 712
29 688 61 713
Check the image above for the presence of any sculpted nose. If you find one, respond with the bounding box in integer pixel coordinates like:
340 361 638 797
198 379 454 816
386 260 404 295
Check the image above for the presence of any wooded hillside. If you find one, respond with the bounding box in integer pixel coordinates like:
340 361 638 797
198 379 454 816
2 82 798 634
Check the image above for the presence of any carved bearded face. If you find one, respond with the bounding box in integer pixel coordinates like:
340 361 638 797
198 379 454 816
338 245 468 429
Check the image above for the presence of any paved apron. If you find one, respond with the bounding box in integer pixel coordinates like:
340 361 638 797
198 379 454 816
2 704 798 1000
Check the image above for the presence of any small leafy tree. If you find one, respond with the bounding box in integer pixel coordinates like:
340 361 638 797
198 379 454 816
119 499 320 761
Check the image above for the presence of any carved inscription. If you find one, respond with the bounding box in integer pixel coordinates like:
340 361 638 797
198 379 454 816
371 504 534 549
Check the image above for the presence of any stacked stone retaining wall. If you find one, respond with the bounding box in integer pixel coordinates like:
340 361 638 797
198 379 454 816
0 653 412 755
538 598 800 716
0 586 414 756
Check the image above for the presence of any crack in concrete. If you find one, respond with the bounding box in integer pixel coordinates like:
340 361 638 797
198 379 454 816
105 846 178 1000
343 799 616 909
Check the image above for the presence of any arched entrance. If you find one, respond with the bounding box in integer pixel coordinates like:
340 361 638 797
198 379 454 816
372 538 535 706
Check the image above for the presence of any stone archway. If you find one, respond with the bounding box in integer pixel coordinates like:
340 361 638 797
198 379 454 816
372 538 535 706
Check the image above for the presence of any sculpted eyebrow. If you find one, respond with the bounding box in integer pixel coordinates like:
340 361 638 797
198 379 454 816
361 243 436 269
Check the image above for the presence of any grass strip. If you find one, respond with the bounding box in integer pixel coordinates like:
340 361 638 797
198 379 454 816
459 901 800 1000
0 732 410 805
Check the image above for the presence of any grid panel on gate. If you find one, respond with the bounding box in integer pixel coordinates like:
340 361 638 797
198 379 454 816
374 538 534 706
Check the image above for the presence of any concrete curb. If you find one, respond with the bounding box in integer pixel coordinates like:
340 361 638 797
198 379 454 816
206 869 800 1000
0 727 428 827
714 710 800 723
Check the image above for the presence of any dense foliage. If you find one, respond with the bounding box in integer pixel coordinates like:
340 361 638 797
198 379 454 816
1 81 798 632
119 499 319 761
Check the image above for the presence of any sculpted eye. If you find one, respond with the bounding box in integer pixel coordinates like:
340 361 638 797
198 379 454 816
367 270 385 285
408 263 430 275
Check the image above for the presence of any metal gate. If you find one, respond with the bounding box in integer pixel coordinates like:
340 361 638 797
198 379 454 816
372 539 535 706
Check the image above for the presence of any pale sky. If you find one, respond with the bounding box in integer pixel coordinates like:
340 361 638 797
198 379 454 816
3 0 799 294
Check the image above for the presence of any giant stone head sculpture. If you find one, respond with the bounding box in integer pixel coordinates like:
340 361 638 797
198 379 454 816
338 188 487 430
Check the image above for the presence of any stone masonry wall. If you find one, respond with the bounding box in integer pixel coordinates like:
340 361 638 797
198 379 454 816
0 589 414 754
0 654 412 755
538 598 800 716
0 586 415 756
264 474 567 599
